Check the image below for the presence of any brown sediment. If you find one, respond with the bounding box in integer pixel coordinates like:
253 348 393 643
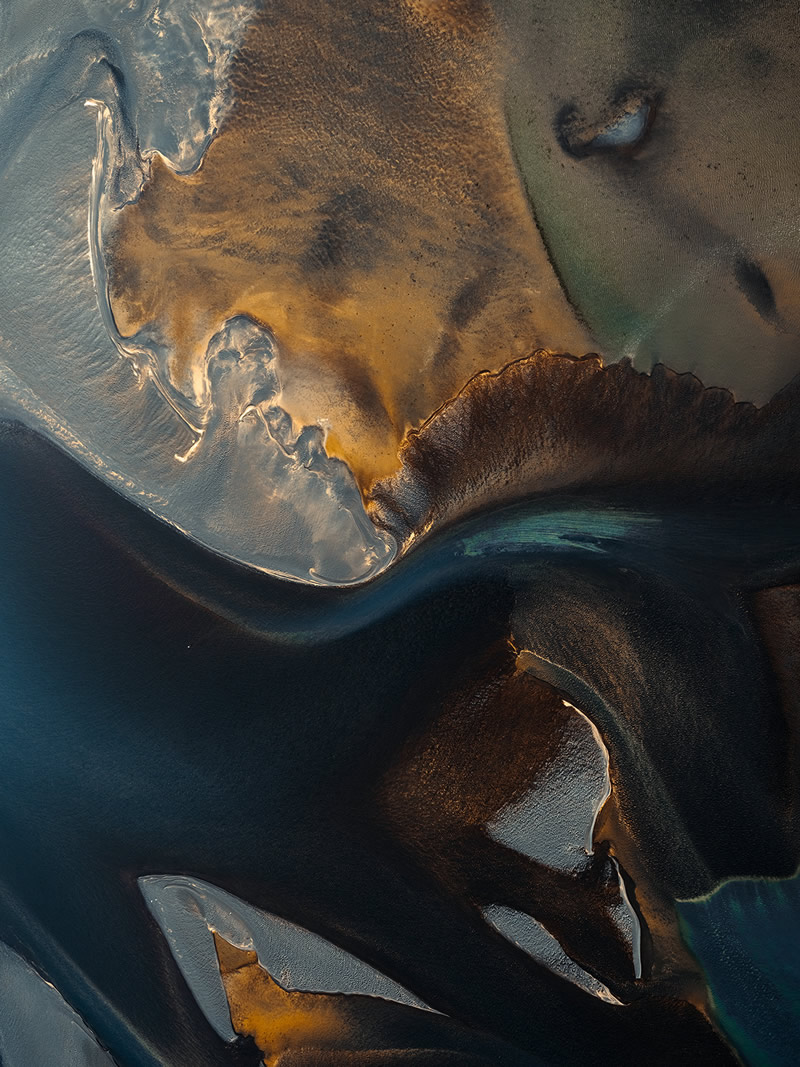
106 0 593 487
380 640 572 836
368 352 800 550
404 0 491 34
592 792 711 1013
379 640 647 993
213 933 343 1065
212 933 494 1065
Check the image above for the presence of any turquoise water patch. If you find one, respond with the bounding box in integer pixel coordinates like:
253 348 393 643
459 507 660 558
678 871 800 1065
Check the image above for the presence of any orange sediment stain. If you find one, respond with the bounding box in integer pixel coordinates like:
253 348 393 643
106 0 594 488
213 933 348 1066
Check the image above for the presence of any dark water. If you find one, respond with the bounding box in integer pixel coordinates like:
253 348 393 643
1 420 799 1065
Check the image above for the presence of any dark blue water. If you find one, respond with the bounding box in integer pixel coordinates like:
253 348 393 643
1 420 798 1065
